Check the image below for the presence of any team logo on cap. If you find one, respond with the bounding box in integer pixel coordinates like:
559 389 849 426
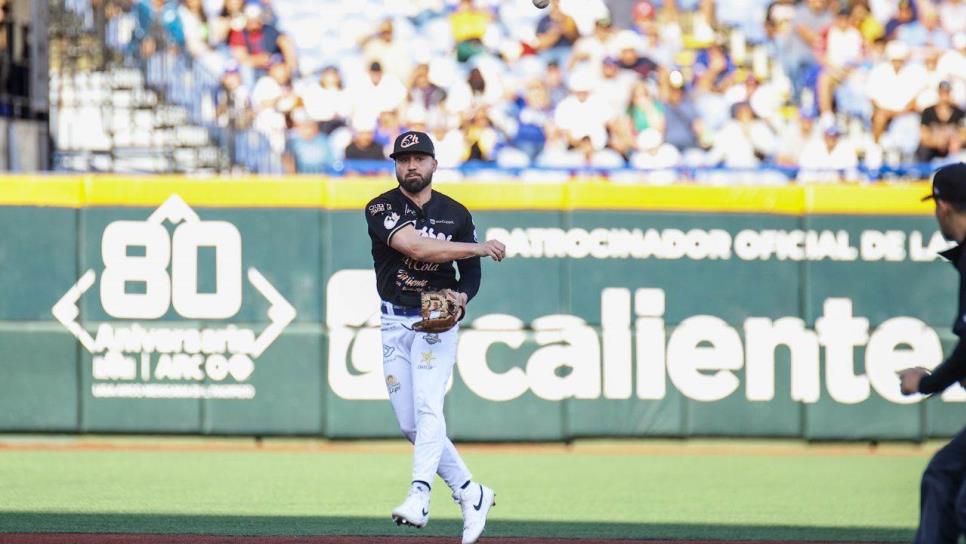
400 133 420 148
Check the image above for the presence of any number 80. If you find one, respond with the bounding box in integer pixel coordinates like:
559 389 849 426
99 220 243 320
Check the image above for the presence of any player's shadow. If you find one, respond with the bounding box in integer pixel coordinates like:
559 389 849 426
0 512 912 542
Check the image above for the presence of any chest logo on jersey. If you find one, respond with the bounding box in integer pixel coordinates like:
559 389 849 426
417 226 452 241
403 257 440 272
384 212 401 230
429 218 455 226
396 270 431 291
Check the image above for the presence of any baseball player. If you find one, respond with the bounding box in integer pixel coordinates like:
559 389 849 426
899 163 966 543
364 130 506 544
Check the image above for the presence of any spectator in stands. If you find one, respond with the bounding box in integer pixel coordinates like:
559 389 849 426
408 63 447 112
344 119 385 160
614 30 659 79
786 0 832 94
897 2 951 50
604 0 637 29
693 41 735 94
463 107 500 162
597 57 636 120
216 62 252 129
445 67 503 117
132 0 184 58
178 0 226 75
776 112 816 167
630 2 682 68
350 62 407 124
938 32 966 103
251 54 296 153
102 0 966 180
662 71 704 153
560 0 611 37
284 109 333 174
867 40 928 142
918 81 966 161
553 71 610 149
940 0 966 35
375 109 406 150
0 0 9 54
211 0 245 48
450 0 492 63
228 3 297 83
629 128 682 182
535 0 579 65
432 116 468 168
568 17 616 77
885 0 917 39
690 0 720 44
796 124 859 182
628 79 665 134
816 6 865 116
575 134 626 168
544 61 569 106
851 1 884 44
298 66 348 131
705 101 776 168
360 18 412 83
505 79 552 162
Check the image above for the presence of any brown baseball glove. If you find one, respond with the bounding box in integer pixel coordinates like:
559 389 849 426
412 290 462 333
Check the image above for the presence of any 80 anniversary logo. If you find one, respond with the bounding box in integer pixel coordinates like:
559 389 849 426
52 195 296 399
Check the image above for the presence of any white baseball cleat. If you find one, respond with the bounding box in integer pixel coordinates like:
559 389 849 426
391 483 430 528
454 482 496 544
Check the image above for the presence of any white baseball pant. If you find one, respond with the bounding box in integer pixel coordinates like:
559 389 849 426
381 307 472 490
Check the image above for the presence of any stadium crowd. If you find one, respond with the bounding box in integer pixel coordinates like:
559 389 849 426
111 0 966 180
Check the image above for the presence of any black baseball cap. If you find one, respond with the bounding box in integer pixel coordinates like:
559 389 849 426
923 163 966 202
389 131 435 159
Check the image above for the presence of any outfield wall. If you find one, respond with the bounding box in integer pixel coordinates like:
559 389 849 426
0 175 962 440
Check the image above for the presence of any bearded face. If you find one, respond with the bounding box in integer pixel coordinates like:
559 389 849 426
394 153 436 194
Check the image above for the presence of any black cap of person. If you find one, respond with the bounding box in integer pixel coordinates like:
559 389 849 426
923 163 966 202
389 131 435 160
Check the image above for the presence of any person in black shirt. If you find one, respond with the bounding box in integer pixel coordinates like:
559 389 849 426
344 123 385 161
900 162 966 543
365 131 505 544
917 82 966 163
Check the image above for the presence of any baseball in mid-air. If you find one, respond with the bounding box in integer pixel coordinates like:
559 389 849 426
532 0 550 8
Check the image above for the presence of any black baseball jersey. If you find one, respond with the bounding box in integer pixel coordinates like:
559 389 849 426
920 241 966 394
365 187 482 308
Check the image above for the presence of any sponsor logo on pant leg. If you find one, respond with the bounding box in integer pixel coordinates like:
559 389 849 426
418 351 435 370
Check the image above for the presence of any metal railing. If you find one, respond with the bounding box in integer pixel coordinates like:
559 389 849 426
52 1 281 174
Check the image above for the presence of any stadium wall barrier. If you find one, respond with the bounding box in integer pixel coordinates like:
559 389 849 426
0 174 961 440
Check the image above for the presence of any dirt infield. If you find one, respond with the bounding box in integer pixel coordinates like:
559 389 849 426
0 536 886 544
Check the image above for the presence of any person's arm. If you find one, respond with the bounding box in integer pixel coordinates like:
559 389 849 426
454 215 483 302
389 224 504 264
921 340 966 394
282 148 297 174
920 123 934 149
899 339 966 395
277 33 298 74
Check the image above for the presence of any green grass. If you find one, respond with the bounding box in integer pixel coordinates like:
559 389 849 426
0 439 930 541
